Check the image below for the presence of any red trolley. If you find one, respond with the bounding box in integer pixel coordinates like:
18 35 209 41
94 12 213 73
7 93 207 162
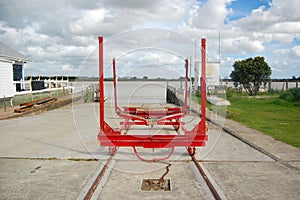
97 36 208 160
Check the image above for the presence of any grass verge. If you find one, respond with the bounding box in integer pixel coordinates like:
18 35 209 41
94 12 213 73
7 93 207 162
226 96 299 148
196 89 300 148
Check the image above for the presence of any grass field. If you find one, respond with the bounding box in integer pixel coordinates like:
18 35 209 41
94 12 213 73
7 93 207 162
196 89 300 148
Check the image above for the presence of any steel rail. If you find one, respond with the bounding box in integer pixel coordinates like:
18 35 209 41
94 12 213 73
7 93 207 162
191 154 222 200
83 155 114 200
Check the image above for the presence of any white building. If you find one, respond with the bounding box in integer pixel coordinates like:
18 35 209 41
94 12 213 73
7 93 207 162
0 41 32 98
194 61 220 89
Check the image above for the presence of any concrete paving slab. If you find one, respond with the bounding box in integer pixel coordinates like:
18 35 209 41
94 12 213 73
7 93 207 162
207 95 231 106
223 118 300 162
203 161 300 200
197 128 273 162
0 103 108 160
0 159 101 200
98 160 212 200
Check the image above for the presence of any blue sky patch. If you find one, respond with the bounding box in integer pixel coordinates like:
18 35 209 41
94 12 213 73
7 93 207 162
228 0 271 21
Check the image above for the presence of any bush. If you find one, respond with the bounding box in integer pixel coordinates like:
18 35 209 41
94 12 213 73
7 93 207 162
226 89 237 99
279 88 300 102
225 88 247 99
267 88 284 96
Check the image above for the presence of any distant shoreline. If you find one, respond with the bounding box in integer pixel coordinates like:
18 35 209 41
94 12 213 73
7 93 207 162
25 76 300 82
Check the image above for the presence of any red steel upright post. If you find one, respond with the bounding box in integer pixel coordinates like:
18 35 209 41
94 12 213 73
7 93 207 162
201 38 206 124
99 36 105 132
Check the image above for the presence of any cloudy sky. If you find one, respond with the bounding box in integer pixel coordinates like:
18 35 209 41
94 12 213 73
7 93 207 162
0 0 299 79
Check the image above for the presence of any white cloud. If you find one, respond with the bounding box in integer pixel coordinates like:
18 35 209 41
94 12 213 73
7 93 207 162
101 0 161 9
69 8 113 35
274 46 300 59
226 0 300 44
239 38 265 53
189 0 233 29
62 64 73 72
268 22 300 33
291 46 300 59
271 45 300 77
271 0 300 21
221 37 264 54
0 0 299 78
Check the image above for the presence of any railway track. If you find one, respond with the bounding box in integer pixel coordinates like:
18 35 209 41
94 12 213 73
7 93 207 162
76 153 116 200
77 147 225 200
76 109 297 200
84 156 113 200
191 154 222 200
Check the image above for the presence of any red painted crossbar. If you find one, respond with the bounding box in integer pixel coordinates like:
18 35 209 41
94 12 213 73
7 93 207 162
98 135 208 148
123 106 182 119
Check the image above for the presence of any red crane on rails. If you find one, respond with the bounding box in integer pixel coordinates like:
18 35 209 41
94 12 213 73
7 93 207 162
97 36 208 161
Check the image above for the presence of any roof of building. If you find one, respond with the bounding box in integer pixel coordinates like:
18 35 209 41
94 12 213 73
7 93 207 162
0 41 32 62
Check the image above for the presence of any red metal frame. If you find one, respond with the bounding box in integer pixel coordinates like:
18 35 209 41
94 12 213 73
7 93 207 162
112 57 187 132
97 36 207 157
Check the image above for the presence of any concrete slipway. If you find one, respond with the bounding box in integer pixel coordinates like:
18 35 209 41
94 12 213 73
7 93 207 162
0 99 299 199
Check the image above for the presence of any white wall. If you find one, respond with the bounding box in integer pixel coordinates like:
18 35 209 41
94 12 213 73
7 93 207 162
194 62 220 88
0 59 15 98
206 62 220 86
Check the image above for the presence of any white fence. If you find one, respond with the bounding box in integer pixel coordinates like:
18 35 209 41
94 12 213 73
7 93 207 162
13 79 73 95
220 81 299 91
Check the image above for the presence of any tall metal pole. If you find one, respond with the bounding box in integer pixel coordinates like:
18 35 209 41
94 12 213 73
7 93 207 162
113 58 120 113
201 38 206 124
189 56 192 113
218 31 221 63
195 39 197 89
99 36 104 132
184 59 188 113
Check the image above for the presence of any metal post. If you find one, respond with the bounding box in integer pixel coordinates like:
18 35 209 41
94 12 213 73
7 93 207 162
194 40 197 89
67 75 70 94
91 84 95 102
56 74 58 97
3 96 6 112
180 80 182 90
189 56 192 113
113 58 120 112
38 70 42 98
201 38 206 124
99 36 105 132
184 59 188 113
30 69 33 101
49 75 52 97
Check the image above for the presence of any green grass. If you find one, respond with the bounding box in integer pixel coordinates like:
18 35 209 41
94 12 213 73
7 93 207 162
0 89 69 108
226 96 300 148
195 89 300 148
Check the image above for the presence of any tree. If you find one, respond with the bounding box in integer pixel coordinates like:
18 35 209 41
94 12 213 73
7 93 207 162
230 56 272 96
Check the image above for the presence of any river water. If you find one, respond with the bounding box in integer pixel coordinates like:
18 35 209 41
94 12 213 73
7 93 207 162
73 81 182 106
